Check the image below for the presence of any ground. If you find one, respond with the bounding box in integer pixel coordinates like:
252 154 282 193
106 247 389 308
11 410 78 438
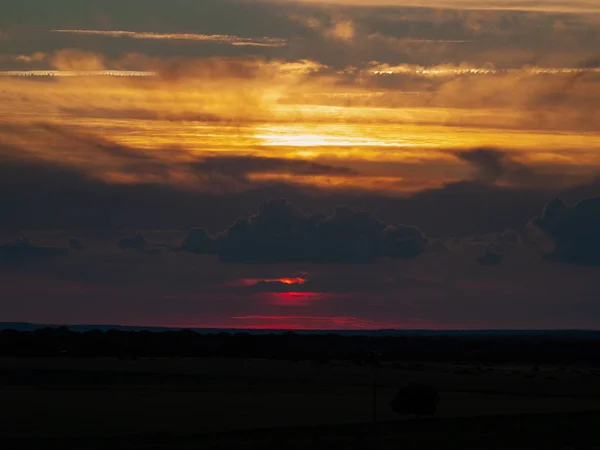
1 357 600 448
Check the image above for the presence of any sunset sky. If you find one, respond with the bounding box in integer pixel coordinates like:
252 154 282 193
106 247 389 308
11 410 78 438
1 0 599 329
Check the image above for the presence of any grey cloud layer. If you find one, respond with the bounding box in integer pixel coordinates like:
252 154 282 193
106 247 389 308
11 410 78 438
267 0 600 14
2 0 599 70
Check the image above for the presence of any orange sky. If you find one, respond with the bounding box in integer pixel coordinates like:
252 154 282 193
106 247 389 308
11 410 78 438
1 61 599 194
1 0 600 329
1 0 599 195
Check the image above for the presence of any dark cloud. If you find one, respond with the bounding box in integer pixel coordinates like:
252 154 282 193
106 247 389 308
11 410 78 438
477 250 504 266
117 233 159 254
532 197 600 265
405 180 552 237
3 138 600 240
37 124 160 162
191 155 359 191
0 237 69 263
499 229 521 244
457 148 547 188
381 225 429 259
179 228 216 254
180 198 427 264
453 228 522 263
456 148 599 190
193 155 357 179
429 240 450 252
68 237 86 251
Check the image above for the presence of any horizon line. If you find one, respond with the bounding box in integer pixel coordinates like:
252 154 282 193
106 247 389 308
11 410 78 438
2 322 599 333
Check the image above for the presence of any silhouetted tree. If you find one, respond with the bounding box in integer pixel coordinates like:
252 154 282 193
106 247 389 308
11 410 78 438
390 384 440 418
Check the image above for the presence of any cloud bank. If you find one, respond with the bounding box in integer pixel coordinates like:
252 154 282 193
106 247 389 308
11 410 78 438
179 199 428 264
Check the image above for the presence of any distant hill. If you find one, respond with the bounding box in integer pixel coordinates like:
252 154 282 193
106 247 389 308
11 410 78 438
1 322 599 338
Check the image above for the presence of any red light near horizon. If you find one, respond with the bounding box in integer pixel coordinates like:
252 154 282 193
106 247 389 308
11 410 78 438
264 291 323 306
231 277 307 287
230 315 406 330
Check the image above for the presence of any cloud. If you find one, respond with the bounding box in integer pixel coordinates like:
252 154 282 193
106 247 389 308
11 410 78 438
294 14 356 42
192 155 359 189
14 52 47 63
0 53 47 65
532 197 600 265
353 67 600 128
194 156 357 177
3 130 600 240
365 64 600 77
50 49 107 71
0 124 186 188
477 250 504 266
5 1 600 72
273 0 600 14
117 233 160 254
0 54 331 126
499 229 521 244
51 30 288 48
457 148 535 185
179 198 427 263
68 237 86 251
0 70 154 77
180 228 216 254
2 50 600 135
0 238 69 263
456 148 590 189
0 124 374 194
381 225 430 259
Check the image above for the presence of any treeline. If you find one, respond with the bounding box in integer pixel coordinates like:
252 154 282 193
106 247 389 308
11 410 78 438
1 327 600 365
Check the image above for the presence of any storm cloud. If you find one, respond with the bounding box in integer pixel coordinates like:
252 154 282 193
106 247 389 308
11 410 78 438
532 197 600 265
179 199 428 264
0 237 69 263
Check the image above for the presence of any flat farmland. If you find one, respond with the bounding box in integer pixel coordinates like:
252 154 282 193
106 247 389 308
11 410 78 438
2 357 600 441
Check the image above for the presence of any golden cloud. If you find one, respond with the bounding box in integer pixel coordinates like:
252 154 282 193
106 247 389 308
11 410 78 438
1 52 599 196
50 49 107 71
51 30 288 48
10 53 47 64
293 14 357 42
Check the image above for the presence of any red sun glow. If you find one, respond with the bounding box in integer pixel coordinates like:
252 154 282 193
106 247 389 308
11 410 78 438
263 292 326 306
277 277 306 285
231 277 307 287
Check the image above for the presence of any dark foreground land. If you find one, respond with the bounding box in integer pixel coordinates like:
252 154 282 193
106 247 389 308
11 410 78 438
5 412 600 450
2 328 600 449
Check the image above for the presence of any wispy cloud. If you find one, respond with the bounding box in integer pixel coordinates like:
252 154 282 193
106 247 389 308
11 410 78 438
4 53 47 64
51 29 288 48
0 70 155 77
272 0 600 14
365 63 600 76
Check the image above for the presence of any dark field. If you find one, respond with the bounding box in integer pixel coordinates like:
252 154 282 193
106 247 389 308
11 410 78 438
3 355 600 449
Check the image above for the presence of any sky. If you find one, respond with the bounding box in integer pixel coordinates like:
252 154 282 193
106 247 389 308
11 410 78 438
1 0 600 330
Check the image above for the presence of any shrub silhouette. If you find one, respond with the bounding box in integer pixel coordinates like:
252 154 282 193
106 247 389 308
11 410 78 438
390 384 440 418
